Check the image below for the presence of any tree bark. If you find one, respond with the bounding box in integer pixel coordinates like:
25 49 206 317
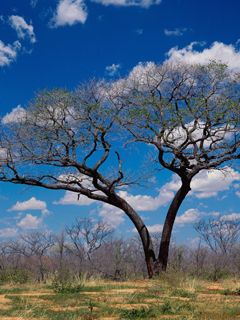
110 194 156 278
157 179 191 272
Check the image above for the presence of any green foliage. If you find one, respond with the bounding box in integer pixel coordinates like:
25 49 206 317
121 307 155 319
222 287 240 296
171 288 196 298
159 300 194 315
205 269 229 282
160 301 175 314
51 269 85 294
0 268 29 284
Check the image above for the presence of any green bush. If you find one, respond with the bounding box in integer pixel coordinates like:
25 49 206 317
121 307 155 319
222 288 240 296
171 288 196 298
51 269 85 293
0 268 29 284
160 301 175 314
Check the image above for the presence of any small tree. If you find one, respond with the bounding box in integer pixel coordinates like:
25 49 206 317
194 217 240 279
7 232 54 281
194 218 240 255
65 218 112 274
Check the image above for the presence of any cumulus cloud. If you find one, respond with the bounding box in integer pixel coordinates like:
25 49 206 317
157 120 234 151
166 41 240 71
93 0 161 8
51 0 88 27
54 191 95 206
0 228 18 238
147 223 163 233
220 213 240 222
164 27 187 37
0 40 21 67
191 168 240 198
9 197 49 215
17 214 42 229
9 15 36 43
118 188 173 212
2 105 26 124
54 166 240 224
176 208 200 225
99 203 125 228
164 167 240 199
105 63 121 76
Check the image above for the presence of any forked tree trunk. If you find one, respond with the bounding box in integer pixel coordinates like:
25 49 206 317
157 180 191 272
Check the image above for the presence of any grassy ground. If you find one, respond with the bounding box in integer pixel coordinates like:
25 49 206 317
0 275 239 319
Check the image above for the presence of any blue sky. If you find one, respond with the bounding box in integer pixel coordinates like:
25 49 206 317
0 0 239 242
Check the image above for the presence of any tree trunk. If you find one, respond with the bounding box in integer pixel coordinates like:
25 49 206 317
157 180 191 272
110 194 156 278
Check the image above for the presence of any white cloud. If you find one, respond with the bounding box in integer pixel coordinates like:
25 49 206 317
17 214 42 229
164 28 187 37
55 176 173 212
105 63 121 76
118 188 173 211
92 0 161 8
51 0 88 27
9 197 49 215
105 61 158 98
190 167 240 198
2 105 26 124
0 228 18 238
0 40 21 67
220 213 240 222
54 191 95 206
157 120 234 150
166 41 240 71
176 208 200 225
9 15 36 44
147 223 163 233
99 203 125 228
54 167 239 219
163 167 240 199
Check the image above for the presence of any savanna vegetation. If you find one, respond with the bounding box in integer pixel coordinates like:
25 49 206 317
0 61 239 318
0 216 239 319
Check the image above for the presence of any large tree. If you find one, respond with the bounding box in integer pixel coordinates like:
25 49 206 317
0 62 239 275
118 61 240 270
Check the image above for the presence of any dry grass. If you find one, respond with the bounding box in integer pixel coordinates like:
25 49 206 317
0 276 239 319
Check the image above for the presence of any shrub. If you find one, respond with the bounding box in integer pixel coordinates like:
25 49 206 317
51 269 85 293
121 307 155 319
0 268 29 284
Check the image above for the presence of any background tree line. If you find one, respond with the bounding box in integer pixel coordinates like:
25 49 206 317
0 216 239 284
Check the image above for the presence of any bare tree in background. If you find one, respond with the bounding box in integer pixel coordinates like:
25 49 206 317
194 217 240 280
65 218 112 274
194 218 240 255
7 232 54 281
53 231 67 272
